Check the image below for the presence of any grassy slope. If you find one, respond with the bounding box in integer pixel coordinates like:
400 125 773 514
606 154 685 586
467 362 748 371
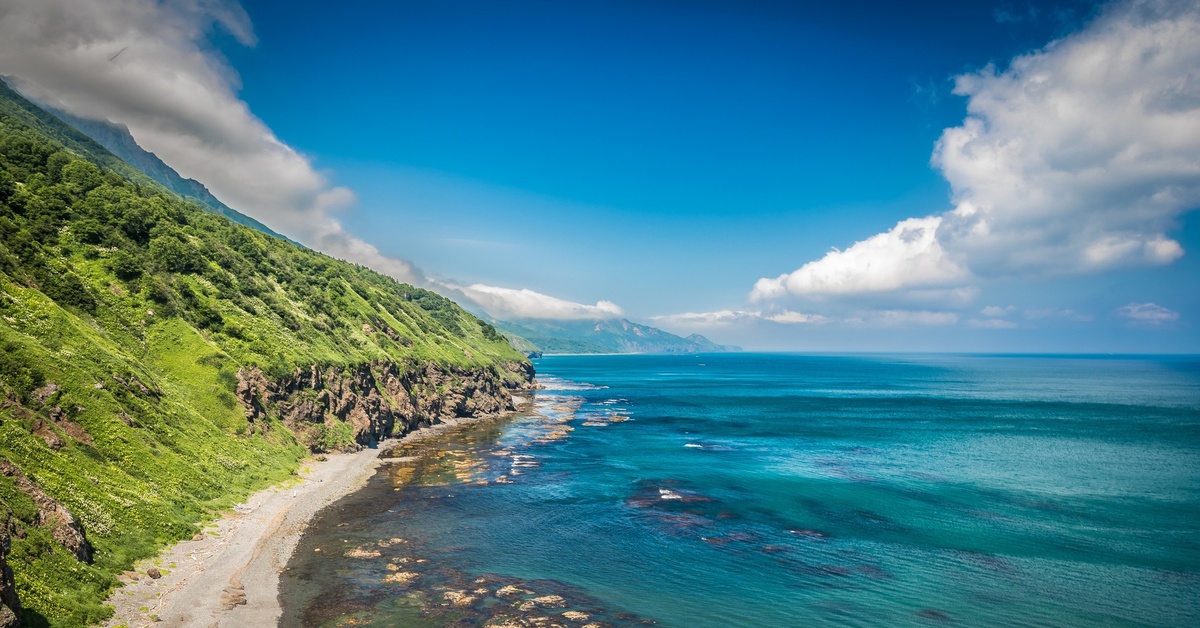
0 88 526 626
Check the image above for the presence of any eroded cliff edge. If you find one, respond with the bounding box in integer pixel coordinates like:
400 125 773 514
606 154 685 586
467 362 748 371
237 359 536 450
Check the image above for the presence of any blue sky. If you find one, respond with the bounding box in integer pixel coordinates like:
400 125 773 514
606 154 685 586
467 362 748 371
2 0 1197 351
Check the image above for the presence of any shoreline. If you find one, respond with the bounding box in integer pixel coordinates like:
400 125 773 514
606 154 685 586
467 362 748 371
102 396 530 628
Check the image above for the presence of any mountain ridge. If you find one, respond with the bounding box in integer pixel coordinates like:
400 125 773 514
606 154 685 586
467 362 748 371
2 79 289 242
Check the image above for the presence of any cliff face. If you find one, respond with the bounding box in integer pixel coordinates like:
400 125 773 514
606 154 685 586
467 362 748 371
236 360 536 450
0 463 92 564
0 511 18 628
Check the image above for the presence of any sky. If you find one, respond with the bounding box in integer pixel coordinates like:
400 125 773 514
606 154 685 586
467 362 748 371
1 0 1198 352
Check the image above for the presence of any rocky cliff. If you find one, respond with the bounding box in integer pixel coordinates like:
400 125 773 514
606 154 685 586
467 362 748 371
0 463 92 565
237 360 536 450
0 510 18 628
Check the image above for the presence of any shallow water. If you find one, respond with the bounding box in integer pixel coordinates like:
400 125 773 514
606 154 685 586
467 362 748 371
280 353 1200 627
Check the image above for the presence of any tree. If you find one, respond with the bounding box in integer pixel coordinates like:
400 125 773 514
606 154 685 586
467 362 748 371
73 218 107 245
0 168 14 201
149 234 202 273
60 160 103 194
107 249 143 279
44 272 96 312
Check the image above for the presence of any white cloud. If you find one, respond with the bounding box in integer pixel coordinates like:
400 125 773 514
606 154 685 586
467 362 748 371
751 216 967 300
1024 308 1094 321
455 284 624 321
0 0 424 285
654 308 956 329
845 310 959 327
756 0 1200 302
935 0 1200 276
1116 302 1180 324
980 305 1017 317
968 318 1018 329
765 310 826 324
650 309 825 328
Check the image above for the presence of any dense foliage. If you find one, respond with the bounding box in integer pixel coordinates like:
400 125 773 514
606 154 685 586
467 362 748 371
0 88 526 626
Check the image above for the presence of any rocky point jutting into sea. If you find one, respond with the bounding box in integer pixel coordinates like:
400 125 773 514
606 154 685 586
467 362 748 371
236 359 537 448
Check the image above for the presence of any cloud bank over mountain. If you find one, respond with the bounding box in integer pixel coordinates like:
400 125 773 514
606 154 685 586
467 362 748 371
0 0 424 285
754 0 1200 304
456 284 625 321
0 0 632 321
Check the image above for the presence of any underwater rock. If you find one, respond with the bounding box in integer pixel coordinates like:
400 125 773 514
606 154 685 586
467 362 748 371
443 590 477 606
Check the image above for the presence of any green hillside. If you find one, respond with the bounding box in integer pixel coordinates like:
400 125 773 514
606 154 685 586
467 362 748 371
0 85 530 626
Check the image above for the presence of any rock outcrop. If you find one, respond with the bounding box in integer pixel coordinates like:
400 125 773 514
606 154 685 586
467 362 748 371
0 462 93 564
0 509 19 628
237 360 535 451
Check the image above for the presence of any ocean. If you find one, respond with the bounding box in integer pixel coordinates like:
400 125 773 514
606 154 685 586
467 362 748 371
279 353 1200 627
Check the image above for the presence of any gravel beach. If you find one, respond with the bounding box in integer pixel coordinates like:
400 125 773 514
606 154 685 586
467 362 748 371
102 402 529 628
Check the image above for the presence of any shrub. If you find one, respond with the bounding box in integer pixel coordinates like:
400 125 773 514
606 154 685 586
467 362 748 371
73 217 108 245
108 249 143 279
44 272 96 312
149 235 201 273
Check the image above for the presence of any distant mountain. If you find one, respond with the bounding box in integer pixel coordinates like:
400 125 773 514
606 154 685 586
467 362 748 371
1 77 287 241
492 317 737 354
686 333 740 352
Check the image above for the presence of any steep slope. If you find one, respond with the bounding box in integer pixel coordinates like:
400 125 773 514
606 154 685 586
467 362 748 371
492 317 735 354
0 85 532 626
42 106 287 241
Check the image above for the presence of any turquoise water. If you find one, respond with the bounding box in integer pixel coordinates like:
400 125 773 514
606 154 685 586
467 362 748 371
281 354 1200 627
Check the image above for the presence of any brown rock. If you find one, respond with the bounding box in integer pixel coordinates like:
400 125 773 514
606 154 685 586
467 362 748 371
0 509 22 627
146 566 161 579
30 382 60 404
0 462 93 563
233 359 534 452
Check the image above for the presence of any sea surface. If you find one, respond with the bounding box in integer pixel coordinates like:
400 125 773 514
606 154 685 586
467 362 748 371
280 353 1200 627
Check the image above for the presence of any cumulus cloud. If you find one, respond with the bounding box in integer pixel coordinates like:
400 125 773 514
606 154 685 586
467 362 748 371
934 0 1199 276
650 309 826 328
1116 302 1180 324
756 0 1200 302
0 0 424 285
455 284 624 321
751 216 967 300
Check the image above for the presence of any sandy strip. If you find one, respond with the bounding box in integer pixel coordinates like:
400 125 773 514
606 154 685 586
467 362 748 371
103 399 530 628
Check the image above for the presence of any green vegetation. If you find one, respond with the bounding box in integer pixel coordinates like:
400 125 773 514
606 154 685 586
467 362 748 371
0 84 527 626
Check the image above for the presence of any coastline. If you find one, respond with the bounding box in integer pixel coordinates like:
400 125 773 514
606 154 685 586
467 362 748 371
102 396 530 628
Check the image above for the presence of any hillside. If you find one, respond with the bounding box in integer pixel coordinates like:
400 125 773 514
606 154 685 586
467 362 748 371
492 317 736 354
0 85 532 626
37 102 288 242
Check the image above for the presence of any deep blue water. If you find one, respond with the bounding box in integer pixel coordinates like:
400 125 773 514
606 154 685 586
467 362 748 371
281 353 1200 627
